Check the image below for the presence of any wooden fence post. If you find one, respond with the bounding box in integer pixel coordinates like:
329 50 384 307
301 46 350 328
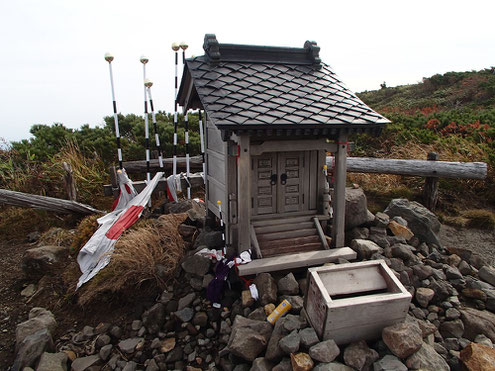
62 162 77 201
424 152 439 211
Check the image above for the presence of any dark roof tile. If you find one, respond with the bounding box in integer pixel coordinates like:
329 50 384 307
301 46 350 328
182 56 390 128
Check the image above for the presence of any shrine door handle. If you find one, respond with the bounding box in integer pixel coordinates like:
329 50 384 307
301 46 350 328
280 173 287 185
270 174 278 185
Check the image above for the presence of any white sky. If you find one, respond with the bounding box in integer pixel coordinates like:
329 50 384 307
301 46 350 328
1 0 494 143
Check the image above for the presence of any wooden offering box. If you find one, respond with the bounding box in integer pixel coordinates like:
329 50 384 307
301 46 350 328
304 260 412 345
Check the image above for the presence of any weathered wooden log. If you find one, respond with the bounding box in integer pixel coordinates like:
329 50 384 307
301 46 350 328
326 156 487 179
123 156 203 173
0 189 101 215
62 162 77 201
103 173 205 197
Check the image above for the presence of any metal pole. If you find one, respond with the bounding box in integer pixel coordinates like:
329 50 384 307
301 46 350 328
145 79 164 169
104 53 123 169
140 55 151 184
180 41 190 199
172 43 179 184
198 110 206 184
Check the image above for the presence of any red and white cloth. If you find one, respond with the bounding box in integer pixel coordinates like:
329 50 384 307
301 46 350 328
76 171 164 289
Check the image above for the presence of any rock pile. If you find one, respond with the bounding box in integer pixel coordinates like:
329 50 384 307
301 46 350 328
12 198 495 370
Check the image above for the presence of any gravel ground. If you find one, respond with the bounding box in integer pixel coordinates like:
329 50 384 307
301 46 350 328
439 224 495 266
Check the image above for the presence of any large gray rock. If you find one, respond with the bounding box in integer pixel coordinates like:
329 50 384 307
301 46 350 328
37 352 68 371
265 317 289 361
15 307 57 347
345 188 375 230
384 199 441 246
439 319 464 339
279 330 300 354
181 254 211 276
351 239 383 260
277 273 299 295
254 273 278 306
299 327 320 348
22 245 69 279
382 321 423 358
309 339 340 363
12 328 54 371
460 307 495 342
142 303 165 334
227 315 273 362
373 355 407 371
343 340 379 371
405 342 449 371
479 266 495 287
272 358 291 371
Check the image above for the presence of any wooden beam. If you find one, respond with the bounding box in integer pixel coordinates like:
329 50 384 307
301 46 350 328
251 139 337 156
250 225 263 258
332 133 348 247
237 135 251 253
237 247 357 276
313 217 329 250
122 156 202 174
326 156 487 179
424 152 439 210
103 173 204 197
0 189 101 215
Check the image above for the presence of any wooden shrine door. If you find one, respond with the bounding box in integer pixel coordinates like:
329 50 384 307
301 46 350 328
251 151 311 216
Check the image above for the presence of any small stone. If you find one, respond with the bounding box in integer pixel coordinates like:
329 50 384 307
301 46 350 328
12 328 54 370
405 342 449 371
226 315 273 362
351 239 383 260
15 307 57 346
445 265 463 280
20 284 36 297
71 355 100 371
248 307 266 321
241 290 254 307
109 325 122 339
290 352 314 371
264 304 275 316
255 273 278 306
373 354 407 371
36 352 67 371
299 327 319 348
272 358 291 371
178 293 196 310
131 320 142 331
160 337 176 353
445 308 461 320
475 334 494 347
462 288 487 301
99 344 113 361
309 339 340 363
278 273 299 295
118 337 144 354
439 319 464 339
388 220 414 241
174 307 194 322
142 303 165 334
382 321 423 358
344 341 379 370
181 254 211 276
279 330 301 354
96 334 111 348
415 287 435 308
375 212 390 228
391 244 416 261
250 357 274 371
460 307 495 342
479 266 495 286
280 295 304 314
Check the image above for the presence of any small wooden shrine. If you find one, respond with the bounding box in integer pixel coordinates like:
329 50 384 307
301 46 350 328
177 34 389 269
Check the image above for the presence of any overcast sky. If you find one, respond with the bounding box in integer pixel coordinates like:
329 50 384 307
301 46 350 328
1 0 494 143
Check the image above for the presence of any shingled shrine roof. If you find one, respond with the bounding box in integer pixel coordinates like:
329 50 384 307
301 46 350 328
178 35 390 134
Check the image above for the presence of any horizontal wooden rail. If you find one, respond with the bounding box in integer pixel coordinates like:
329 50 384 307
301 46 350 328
103 173 204 197
0 189 102 215
326 156 487 179
123 156 202 173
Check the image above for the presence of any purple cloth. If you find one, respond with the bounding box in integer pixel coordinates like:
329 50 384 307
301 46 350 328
207 259 232 305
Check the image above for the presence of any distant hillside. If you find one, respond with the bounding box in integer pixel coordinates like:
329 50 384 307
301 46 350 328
358 68 495 112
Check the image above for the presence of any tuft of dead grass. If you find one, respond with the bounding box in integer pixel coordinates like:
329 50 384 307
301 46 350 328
462 209 495 230
38 227 75 247
70 215 99 255
73 213 188 306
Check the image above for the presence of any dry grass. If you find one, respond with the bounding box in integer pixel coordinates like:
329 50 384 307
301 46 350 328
462 209 495 230
72 213 188 306
38 227 75 247
70 215 99 255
